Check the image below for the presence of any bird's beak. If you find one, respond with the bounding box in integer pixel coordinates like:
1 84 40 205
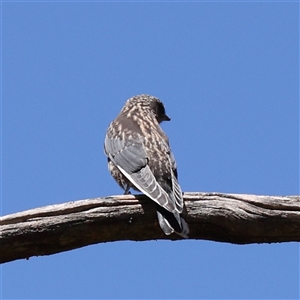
163 114 171 121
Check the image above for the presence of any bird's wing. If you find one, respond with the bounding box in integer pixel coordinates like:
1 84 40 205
104 136 145 173
169 151 184 213
104 135 177 213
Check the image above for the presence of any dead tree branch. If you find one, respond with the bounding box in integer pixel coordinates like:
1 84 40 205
1 192 299 264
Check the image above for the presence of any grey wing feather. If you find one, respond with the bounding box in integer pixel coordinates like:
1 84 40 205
128 166 175 212
156 211 174 235
104 137 146 173
169 151 184 213
156 211 189 238
104 135 176 213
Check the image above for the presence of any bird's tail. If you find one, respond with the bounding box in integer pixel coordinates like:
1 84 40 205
156 205 189 238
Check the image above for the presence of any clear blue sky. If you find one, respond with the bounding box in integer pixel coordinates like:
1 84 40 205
1 1 299 299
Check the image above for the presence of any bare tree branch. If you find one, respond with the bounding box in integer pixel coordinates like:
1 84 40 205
1 192 299 264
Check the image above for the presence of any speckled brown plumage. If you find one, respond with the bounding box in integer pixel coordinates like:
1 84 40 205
104 94 189 238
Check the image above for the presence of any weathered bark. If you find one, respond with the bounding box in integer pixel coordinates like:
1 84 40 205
1 192 299 264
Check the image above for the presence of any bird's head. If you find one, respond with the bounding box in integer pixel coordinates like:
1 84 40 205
122 94 170 124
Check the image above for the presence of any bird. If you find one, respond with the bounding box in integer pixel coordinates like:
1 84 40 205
104 94 189 238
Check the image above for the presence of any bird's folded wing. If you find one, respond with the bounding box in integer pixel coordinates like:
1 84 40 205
169 151 184 212
104 136 176 213
104 136 146 173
